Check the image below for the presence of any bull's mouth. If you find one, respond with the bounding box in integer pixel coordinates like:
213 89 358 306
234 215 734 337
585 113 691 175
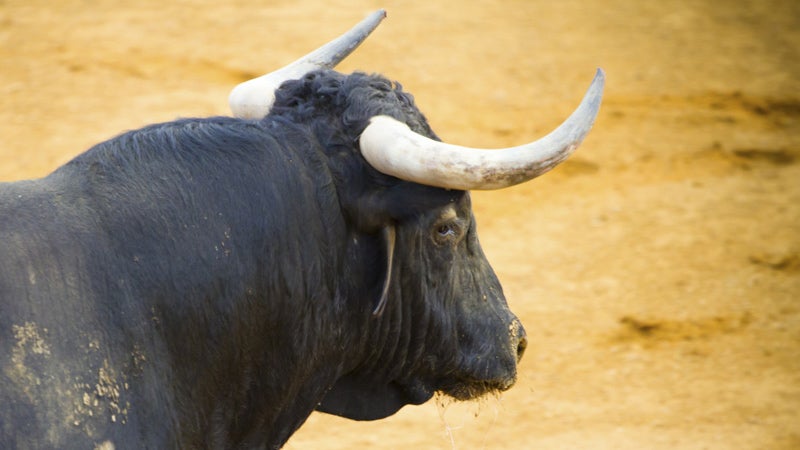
317 370 517 420
435 374 518 401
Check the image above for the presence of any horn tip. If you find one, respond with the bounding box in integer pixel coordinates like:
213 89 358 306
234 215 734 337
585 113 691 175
592 68 606 91
365 9 388 26
584 68 606 114
592 68 606 96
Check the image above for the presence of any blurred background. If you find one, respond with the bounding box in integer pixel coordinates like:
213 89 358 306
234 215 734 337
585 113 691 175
1 0 798 448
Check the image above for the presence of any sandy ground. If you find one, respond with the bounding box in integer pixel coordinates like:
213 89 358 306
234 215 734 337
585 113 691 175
1 0 798 448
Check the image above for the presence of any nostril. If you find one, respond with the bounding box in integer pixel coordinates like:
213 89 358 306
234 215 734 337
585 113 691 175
516 334 528 361
510 319 527 362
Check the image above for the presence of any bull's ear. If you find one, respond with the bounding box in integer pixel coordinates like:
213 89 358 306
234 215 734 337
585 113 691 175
342 183 461 318
348 182 463 232
337 190 396 318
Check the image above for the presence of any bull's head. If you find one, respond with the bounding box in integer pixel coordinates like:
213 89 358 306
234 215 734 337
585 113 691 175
230 10 603 420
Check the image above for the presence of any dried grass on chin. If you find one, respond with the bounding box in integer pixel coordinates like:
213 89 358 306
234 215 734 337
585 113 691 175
434 391 504 449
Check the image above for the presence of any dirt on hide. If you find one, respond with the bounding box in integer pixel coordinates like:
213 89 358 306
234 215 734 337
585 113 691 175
1 0 798 448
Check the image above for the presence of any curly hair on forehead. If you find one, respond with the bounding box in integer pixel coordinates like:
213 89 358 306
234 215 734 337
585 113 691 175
262 69 457 233
268 69 439 143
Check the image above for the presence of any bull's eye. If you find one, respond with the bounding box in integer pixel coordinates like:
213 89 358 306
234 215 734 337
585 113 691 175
433 221 462 245
437 224 455 237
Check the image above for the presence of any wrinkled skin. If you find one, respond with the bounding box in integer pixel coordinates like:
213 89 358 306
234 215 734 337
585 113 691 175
318 189 527 420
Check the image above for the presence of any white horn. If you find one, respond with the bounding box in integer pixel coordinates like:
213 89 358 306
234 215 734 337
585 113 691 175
229 10 387 119
359 69 605 190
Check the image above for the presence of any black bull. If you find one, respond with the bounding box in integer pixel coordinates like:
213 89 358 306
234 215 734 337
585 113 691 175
0 71 530 448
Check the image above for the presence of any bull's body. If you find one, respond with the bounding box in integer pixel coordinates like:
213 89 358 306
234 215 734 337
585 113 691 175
1 71 527 448
1 117 347 447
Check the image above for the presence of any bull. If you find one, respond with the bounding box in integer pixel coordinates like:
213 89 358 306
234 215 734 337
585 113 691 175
0 10 603 449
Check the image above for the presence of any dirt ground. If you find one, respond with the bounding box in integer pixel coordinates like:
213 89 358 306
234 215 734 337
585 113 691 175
1 0 798 448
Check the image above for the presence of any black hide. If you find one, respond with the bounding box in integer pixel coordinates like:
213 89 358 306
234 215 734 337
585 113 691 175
0 70 526 449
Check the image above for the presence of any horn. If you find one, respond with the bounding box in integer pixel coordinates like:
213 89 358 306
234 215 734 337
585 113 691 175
229 9 387 119
359 69 605 190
